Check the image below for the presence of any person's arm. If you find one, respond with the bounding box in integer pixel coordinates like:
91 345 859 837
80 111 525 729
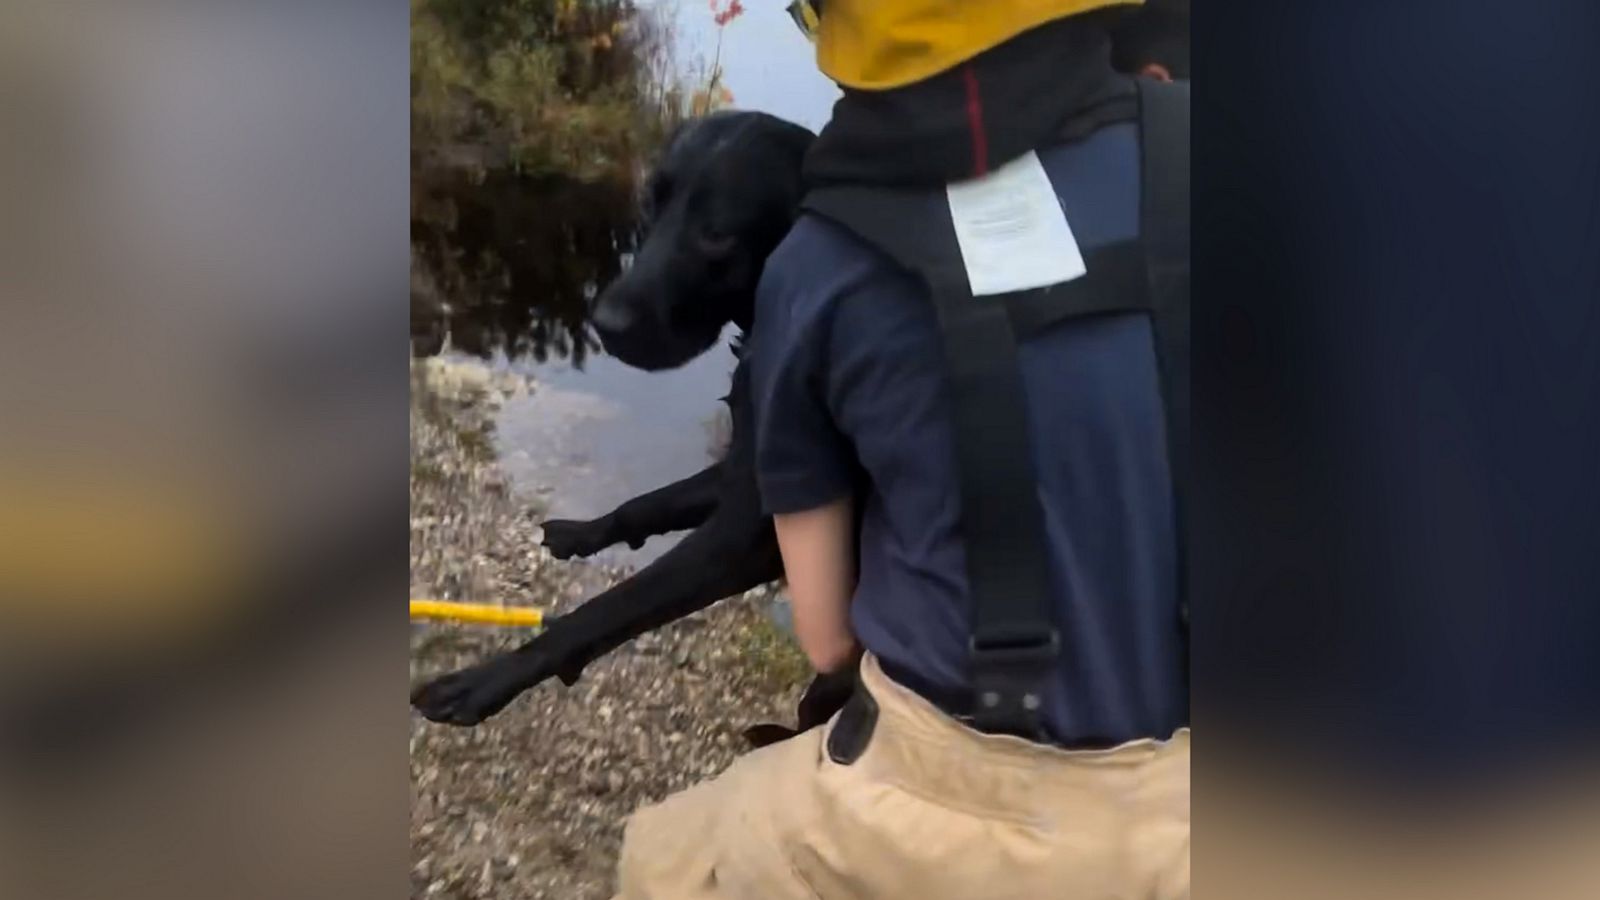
747 237 865 674
773 497 859 674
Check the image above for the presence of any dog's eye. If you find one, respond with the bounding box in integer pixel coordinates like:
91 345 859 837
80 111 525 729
697 227 736 257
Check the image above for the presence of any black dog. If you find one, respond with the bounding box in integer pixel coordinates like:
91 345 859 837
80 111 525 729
411 112 853 740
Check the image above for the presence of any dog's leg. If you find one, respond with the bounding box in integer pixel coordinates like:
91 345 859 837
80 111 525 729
412 484 781 726
541 462 723 560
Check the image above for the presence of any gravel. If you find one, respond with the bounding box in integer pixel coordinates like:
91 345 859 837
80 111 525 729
409 358 807 900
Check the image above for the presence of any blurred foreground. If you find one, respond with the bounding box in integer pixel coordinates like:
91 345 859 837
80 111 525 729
1 5 409 899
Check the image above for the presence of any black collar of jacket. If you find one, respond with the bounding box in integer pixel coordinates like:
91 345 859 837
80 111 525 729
803 12 1137 190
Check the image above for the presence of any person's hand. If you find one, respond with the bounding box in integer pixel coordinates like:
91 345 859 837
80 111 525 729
740 667 857 748
797 666 856 730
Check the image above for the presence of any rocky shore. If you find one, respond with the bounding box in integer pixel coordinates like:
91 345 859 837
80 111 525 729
409 357 808 900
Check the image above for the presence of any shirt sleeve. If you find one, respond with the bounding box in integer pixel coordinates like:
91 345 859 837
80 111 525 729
749 263 856 516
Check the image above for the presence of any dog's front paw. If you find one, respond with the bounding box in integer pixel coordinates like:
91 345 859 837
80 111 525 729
540 518 612 560
410 660 526 727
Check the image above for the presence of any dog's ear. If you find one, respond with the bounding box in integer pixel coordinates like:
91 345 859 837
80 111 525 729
748 117 815 216
783 125 816 208
660 116 698 155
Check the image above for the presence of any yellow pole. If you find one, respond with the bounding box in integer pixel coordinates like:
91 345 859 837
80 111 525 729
409 599 544 628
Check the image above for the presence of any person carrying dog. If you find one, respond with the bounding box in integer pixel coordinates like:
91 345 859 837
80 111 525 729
613 1 1190 897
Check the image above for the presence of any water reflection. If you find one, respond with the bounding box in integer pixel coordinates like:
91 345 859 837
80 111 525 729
411 165 641 368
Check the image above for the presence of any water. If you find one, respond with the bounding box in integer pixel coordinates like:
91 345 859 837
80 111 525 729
491 330 736 565
411 159 734 566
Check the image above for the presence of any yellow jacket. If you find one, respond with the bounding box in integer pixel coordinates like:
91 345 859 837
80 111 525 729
817 0 1142 90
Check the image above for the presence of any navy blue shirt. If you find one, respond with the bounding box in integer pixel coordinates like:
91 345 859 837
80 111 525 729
750 122 1187 745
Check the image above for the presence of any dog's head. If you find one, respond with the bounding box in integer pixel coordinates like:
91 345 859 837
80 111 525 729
591 112 814 371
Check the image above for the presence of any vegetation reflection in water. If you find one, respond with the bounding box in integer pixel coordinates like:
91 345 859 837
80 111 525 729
411 0 716 366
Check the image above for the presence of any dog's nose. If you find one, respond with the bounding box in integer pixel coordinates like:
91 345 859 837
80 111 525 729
589 295 635 336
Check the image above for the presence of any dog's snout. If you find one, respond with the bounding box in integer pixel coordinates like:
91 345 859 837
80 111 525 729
590 294 635 336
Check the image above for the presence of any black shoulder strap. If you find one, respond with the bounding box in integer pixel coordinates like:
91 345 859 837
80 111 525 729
803 184 1060 738
802 82 1190 736
1137 77 1191 630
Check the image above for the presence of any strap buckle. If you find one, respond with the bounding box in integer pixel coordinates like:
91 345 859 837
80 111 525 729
968 628 1059 738
785 0 822 44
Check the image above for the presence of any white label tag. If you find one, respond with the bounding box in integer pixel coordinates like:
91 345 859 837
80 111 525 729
945 151 1086 297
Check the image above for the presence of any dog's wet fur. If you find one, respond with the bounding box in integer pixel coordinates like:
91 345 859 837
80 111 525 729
411 112 854 743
